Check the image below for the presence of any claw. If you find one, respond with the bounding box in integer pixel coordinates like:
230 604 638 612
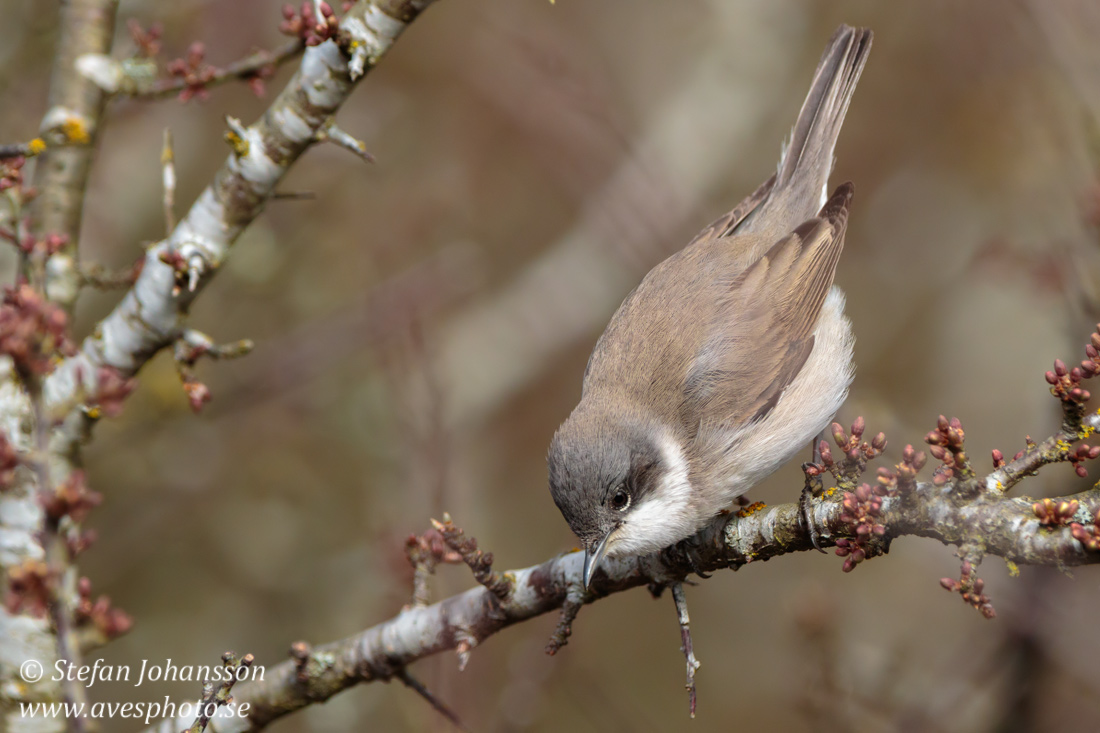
800 481 827 553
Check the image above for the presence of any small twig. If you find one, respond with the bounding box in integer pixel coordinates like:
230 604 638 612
0 139 47 160
173 329 254 412
671 582 700 718
395 668 470 732
162 128 175 234
271 191 317 201
80 259 143 289
185 651 255 733
404 528 463 609
431 513 513 599
316 122 375 163
544 590 583 655
124 40 305 98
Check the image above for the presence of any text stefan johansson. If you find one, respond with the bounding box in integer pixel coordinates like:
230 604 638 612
39 659 265 688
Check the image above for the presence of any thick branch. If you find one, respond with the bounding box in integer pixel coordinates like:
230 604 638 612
144 477 1100 733
41 0 438 414
34 0 119 310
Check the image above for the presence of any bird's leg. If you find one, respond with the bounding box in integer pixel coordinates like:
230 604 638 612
800 429 829 553
670 582 701 718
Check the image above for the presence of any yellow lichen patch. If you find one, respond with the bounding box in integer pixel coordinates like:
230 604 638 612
1055 439 1071 453
736 501 767 518
85 406 102 420
824 486 839 498
224 130 249 157
1005 560 1019 577
27 138 46 155
62 117 90 145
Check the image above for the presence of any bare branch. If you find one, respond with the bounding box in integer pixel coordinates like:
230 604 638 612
33 0 119 311
40 0 441 416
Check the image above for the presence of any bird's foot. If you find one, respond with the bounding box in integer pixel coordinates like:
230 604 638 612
799 465 827 554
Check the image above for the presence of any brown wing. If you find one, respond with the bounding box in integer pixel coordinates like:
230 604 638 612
685 174 777 249
679 183 853 433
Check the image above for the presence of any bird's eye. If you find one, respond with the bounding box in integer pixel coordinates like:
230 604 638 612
610 489 630 511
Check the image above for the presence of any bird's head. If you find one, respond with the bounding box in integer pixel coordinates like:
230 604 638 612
548 409 695 588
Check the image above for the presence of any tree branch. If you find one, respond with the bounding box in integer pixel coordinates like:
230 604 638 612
34 0 120 311
41 0 439 417
143 457 1100 732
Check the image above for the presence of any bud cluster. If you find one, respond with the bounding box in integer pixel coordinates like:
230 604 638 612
834 483 890 573
1067 444 1100 478
1070 507 1100 551
874 444 927 496
75 576 132 640
806 417 887 488
924 415 973 487
1032 497 1080 527
40 471 102 527
0 155 26 191
0 283 74 380
1046 340 1100 405
4 559 51 617
280 2 338 46
127 19 163 58
166 42 217 103
939 560 995 619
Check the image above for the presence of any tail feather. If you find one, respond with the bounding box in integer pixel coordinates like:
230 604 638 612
737 24 870 237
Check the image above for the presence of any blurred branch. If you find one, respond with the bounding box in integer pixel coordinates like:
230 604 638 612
142 40 303 99
40 0 440 418
33 0 119 311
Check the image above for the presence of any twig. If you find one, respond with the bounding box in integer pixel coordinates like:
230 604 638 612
432 514 513 599
120 40 305 99
395 668 470 732
80 259 143 289
316 122 375 163
172 329 254 412
671 582 700 718
544 590 583 655
185 651 255 733
162 128 176 234
0 139 47 160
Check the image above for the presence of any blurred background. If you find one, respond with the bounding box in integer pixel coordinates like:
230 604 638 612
4 0 1100 730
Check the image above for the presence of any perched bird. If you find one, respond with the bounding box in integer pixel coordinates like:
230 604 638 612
548 25 873 588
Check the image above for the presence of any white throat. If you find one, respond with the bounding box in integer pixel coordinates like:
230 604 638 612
605 433 696 558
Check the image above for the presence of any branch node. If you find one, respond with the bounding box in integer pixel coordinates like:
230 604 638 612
316 122 375 164
454 629 476 672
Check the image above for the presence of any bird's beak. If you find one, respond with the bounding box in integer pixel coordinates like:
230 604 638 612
583 532 612 589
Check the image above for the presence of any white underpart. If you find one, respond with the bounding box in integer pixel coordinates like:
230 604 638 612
718 286 855 499
606 433 696 558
